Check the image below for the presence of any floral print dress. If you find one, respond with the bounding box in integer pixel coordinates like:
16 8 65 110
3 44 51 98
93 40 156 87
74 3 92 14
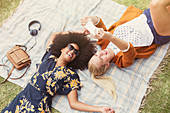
2 44 82 113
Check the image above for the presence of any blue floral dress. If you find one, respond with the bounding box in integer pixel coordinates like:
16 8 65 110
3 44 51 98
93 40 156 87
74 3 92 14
2 44 82 113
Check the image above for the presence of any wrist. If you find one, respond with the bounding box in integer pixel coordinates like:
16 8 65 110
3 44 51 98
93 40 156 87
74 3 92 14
106 33 114 40
99 107 104 112
91 16 100 25
121 42 130 52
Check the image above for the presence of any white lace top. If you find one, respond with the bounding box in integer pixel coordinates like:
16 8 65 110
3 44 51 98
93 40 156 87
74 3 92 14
107 14 154 55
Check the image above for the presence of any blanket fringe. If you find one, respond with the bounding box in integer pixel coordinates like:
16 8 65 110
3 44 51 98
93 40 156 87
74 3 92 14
138 46 170 113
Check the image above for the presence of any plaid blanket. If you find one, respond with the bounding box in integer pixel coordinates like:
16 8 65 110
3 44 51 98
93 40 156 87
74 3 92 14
0 0 169 112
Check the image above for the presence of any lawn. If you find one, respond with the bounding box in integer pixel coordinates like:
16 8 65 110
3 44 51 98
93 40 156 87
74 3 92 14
0 0 169 112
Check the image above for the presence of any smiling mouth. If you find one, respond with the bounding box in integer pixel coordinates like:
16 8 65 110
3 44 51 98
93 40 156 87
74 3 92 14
103 50 107 55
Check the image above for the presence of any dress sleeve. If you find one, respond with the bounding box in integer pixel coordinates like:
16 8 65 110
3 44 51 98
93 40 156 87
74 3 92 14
36 44 54 69
41 44 53 62
58 73 82 95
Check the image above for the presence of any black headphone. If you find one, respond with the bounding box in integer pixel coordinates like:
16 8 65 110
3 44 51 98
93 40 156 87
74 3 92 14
28 20 41 36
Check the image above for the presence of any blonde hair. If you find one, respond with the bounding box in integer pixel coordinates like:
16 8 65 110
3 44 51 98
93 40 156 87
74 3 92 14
88 61 117 100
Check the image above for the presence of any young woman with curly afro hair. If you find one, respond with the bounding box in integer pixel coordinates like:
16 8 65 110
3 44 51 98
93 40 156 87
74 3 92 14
2 29 115 113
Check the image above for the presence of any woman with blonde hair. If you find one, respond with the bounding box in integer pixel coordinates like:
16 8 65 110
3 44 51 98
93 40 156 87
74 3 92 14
81 0 170 99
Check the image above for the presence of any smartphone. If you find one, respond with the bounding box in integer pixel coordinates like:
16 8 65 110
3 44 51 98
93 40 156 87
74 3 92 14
84 22 98 36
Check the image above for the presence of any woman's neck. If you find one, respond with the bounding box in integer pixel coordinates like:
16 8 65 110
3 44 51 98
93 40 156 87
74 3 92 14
55 57 68 67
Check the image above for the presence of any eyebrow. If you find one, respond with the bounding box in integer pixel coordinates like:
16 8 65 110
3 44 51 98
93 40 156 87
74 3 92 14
94 54 103 62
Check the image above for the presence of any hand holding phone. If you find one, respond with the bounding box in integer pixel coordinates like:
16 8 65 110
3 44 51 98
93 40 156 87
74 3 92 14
84 22 98 36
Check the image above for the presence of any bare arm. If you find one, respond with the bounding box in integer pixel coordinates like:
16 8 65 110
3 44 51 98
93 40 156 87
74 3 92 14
94 28 129 51
67 89 115 113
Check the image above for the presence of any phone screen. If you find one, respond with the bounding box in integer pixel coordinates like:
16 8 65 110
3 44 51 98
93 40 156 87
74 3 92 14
84 22 97 36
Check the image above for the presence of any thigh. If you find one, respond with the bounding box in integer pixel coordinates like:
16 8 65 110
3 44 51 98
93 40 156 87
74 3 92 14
150 0 170 36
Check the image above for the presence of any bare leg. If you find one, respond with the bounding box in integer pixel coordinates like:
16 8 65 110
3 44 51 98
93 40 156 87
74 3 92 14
150 0 170 36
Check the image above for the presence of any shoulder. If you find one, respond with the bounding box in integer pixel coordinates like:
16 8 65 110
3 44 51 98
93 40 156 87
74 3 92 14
40 44 54 62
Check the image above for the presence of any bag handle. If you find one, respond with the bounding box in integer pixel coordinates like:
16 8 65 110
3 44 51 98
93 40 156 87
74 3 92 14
16 44 27 51
0 65 14 84
10 63 30 80
0 63 30 84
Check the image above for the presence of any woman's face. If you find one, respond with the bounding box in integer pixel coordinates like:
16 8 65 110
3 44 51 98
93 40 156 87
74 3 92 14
61 43 79 63
89 48 114 68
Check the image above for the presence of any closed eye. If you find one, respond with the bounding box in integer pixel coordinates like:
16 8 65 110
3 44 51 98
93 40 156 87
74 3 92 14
100 58 103 61
95 54 103 61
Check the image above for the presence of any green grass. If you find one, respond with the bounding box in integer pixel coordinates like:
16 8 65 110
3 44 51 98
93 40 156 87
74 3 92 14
140 54 170 113
113 0 151 11
0 0 24 111
0 79 23 111
0 0 169 112
0 0 21 27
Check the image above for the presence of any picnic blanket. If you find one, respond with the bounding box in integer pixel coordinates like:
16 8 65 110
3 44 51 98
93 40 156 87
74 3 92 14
0 0 169 113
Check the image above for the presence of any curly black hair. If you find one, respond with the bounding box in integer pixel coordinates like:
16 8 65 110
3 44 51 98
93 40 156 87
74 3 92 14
51 32 96 70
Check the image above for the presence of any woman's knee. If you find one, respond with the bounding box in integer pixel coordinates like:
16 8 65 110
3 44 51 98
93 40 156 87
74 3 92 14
150 0 163 8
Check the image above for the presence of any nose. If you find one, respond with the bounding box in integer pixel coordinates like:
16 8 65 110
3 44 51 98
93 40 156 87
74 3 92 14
69 49 76 56
70 49 74 53
98 51 105 57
